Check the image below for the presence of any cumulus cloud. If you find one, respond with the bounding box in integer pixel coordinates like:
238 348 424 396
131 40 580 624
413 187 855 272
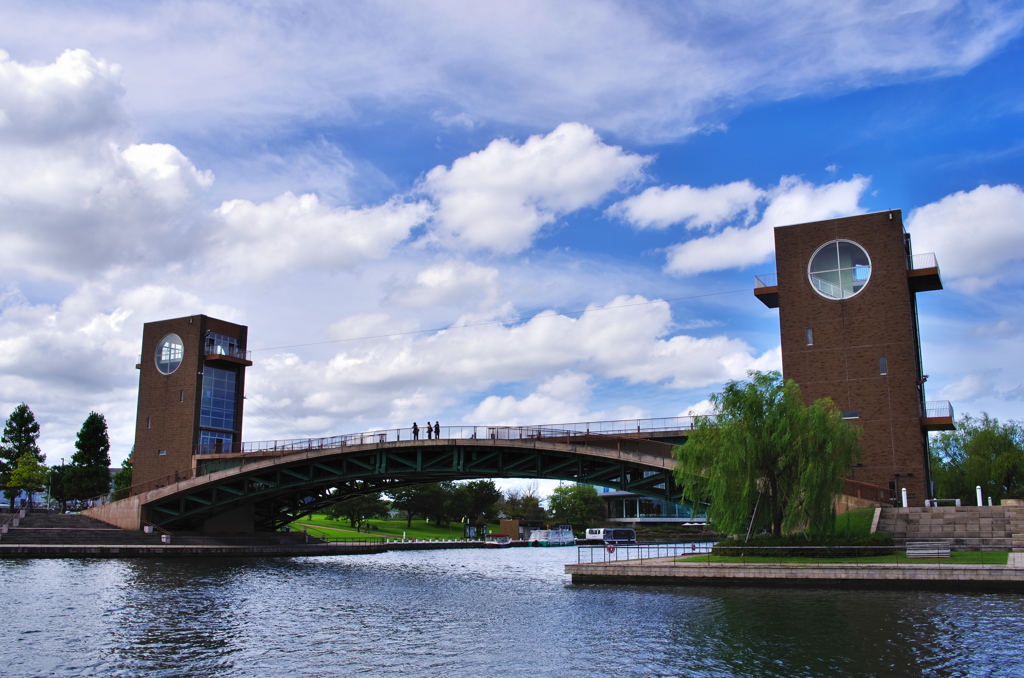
4 4 1020 142
663 175 870 276
207 193 432 282
0 50 212 281
386 260 501 311
421 123 649 253
907 184 1024 293
249 295 771 430
607 180 764 230
468 372 594 425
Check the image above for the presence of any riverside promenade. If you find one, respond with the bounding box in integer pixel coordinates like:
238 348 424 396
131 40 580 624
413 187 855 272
565 552 1024 591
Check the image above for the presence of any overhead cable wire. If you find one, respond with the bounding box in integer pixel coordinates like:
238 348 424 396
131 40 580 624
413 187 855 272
250 286 751 353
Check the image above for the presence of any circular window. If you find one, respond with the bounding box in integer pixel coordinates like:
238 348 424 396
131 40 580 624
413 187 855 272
808 240 871 300
155 334 184 374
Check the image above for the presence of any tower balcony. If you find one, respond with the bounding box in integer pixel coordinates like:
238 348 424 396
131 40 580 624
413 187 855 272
921 400 955 431
753 272 779 308
908 253 943 293
204 345 253 367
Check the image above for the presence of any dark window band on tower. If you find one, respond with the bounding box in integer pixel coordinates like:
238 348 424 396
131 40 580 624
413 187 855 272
879 357 888 375
806 329 814 346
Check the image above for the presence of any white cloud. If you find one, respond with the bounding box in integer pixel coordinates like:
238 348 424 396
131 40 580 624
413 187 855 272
907 184 1024 293
664 175 870 276
421 123 649 253
248 295 770 431
386 260 501 311
0 50 212 282
468 372 594 425
207 193 432 282
3 4 1019 143
607 180 764 230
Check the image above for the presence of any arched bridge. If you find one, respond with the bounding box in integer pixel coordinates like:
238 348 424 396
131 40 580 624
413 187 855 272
91 418 703 533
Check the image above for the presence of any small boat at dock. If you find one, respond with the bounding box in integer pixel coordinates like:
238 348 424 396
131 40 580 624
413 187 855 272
483 533 513 548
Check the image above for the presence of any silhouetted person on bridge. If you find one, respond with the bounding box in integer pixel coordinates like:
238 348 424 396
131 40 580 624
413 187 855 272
426 421 432 440
434 421 440 439
412 422 419 440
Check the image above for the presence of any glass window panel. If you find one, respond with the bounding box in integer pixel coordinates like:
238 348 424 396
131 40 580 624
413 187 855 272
155 334 184 374
809 243 839 273
838 241 870 268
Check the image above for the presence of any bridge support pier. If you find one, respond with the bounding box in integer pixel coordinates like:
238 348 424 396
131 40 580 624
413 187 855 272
202 503 256 534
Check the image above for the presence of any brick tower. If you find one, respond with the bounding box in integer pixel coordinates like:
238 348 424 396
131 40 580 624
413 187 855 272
754 210 952 506
132 315 252 489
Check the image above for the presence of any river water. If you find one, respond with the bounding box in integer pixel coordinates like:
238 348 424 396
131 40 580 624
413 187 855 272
4 546 1024 677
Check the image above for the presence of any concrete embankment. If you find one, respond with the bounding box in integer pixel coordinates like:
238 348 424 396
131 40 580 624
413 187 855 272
0 542 387 558
565 555 1024 592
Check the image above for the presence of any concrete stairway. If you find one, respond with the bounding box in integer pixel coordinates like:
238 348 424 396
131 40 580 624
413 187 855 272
1 512 324 548
1 511 164 546
876 506 1024 551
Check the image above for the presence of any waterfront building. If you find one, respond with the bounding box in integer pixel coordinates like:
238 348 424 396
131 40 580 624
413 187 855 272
754 210 951 506
132 315 252 489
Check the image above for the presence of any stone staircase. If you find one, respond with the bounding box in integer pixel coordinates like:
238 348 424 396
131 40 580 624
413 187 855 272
0 511 322 547
876 506 1024 551
0 511 164 546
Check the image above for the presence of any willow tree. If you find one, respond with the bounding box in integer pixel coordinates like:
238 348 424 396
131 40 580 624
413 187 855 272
674 371 861 538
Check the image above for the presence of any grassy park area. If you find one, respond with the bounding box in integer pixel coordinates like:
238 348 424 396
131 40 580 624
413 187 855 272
288 514 484 541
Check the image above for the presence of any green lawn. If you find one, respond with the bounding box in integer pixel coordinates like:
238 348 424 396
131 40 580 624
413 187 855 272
835 507 876 536
676 551 1009 565
288 514 487 541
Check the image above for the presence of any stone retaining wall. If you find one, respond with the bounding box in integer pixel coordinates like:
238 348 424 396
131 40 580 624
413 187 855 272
565 558 1024 591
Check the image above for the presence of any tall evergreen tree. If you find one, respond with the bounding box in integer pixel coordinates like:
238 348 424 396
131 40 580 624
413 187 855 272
1 403 43 510
674 370 861 538
68 412 112 501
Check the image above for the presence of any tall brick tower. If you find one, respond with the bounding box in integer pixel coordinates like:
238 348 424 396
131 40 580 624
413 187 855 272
754 210 952 506
132 315 252 489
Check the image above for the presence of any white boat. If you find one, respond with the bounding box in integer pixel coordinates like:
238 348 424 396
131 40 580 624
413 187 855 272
527 525 576 546
483 533 512 548
576 528 637 545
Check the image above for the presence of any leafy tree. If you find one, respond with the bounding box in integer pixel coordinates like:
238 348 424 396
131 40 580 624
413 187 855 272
548 483 604 527
931 413 1024 503
67 412 112 501
112 456 133 501
1 403 43 510
674 370 861 538
7 452 48 509
452 480 503 522
496 486 547 521
49 464 71 512
325 485 391 532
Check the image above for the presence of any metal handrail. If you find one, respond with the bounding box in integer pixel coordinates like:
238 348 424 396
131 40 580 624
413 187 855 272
196 415 712 455
909 252 938 270
141 518 173 536
922 400 954 419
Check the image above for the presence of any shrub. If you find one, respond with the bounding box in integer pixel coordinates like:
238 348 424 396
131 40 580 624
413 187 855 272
711 533 894 558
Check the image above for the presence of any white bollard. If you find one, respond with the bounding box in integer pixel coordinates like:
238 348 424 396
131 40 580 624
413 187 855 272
902 487 908 507
988 497 993 506
977 485 984 506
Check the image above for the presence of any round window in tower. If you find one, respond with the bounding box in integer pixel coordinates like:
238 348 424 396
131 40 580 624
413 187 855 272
808 240 871 300
155 334 185 374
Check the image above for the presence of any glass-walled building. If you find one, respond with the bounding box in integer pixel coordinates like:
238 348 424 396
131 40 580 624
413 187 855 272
596 487 707 525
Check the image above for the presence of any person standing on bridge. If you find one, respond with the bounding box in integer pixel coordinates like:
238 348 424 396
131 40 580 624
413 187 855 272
426 421 432 440
412 422 419 440
434 421 440 439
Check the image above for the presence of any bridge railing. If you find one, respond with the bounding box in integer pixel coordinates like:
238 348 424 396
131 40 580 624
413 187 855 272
195 416 712 455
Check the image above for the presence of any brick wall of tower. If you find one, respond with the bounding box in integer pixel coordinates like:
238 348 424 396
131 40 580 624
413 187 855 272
774 211 931 504
132 315 248 490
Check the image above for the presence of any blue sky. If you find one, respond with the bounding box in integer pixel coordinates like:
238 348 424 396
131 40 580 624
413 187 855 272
1 2 1023 494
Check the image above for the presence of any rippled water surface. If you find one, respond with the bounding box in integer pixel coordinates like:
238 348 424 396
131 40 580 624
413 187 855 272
4 547 1024 677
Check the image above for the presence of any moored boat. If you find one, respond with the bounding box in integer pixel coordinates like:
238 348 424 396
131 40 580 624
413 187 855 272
483 533 513 548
